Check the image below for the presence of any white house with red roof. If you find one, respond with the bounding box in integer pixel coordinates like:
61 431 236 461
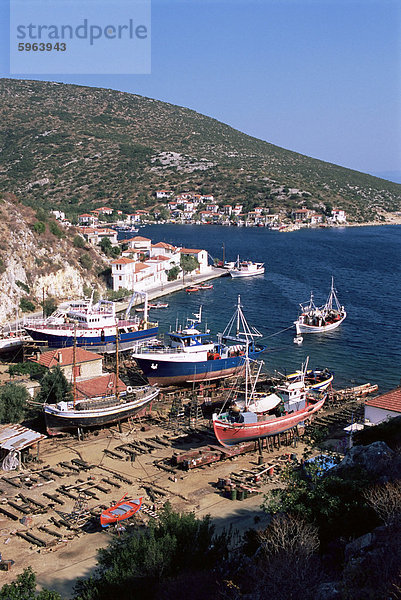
330 209 347 224
180 248 209 273
232 205 243 216
156 190 173 199
111 258 152 291
364 388 401 425
78 213 98 227
292 208 312 222
80 227 118 245
31 347 104 381
124 236 152 253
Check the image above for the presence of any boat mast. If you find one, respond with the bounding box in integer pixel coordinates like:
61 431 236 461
115 325 120 401
72 322 77 409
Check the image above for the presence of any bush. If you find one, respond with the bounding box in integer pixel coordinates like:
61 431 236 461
19 297 36 312
16 280 30 293
36 366 73 405
167 266 180 281
42 297 58 317
8 362 46 380
0 567 62 600
33 221 46 234
0 382 29 423
49 220 64 238
73 234 86 249
79 253 93 270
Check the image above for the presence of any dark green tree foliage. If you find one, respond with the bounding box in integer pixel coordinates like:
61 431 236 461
73 234 86 249
0 383 29 423
262 467 378 548
79 253 93 270
37 365 73 405
167 265 180 281
99 237 120 258
19 298 36 312
0 567 62 600
8 362 46 379
180 254 199 274
42 297 58 317
74 503 231 600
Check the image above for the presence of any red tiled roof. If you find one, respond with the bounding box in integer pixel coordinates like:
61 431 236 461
75 373 127 400
149 255 170 261
180 248 202 254
32 348 102 368
79 213 95 218
111 257 135 265
127 236 151 242
134 263 150 272
152 242 175 249
365 388 401 413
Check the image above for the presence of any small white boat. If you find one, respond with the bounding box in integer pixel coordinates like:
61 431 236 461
229 256 265 278
294 278 346 334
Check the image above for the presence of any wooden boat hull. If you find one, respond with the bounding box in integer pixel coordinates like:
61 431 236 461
100 497 143 527
213 397 326 447
44 387 159 435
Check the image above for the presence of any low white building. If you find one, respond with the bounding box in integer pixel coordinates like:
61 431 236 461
78 213 98 227
330 209 347 224
79 227 118 245
111 258 152 291
364 388 401 426
156 190 173 199
180 248 210 273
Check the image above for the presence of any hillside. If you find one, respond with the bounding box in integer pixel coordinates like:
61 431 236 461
0 195 107 325
1 79 401 221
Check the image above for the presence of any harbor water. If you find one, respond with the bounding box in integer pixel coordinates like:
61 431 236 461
126 224 401 393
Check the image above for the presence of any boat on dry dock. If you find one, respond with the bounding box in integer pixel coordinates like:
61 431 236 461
23 292 158 353
132 297 266 386
213 358 326 447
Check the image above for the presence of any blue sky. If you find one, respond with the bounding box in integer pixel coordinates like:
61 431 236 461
1 0 400 177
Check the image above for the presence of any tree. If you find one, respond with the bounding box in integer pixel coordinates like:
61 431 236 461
0 383 29 423
19 298 36 312
74 503 231 600
180 254 199 275
73 234 86 249
0 567 61 600
37 366 73 405
363 480 401 525
167 266 180 281
79 253 93 270
42 297 58 317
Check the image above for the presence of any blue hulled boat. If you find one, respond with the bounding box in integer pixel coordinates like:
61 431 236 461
132 297 266 386
23 293 158 353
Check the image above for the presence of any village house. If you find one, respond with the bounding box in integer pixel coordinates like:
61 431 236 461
180 248 210 273
155 190 173 200
364 388 401 426
78 213 98 227
95 206 114 215
232 205 243 216
222 205 232 216
79 227 118 246
310 213 324 225
111 257 152 291
292 208 313 222
200 194 215 202
124 236 152 255
206 203 219 213
199 210 214 223
329 209 347 224
31 347 104 381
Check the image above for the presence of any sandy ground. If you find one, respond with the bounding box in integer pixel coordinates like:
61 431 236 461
0 418 294 598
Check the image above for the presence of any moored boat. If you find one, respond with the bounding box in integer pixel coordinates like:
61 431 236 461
213 359 326 447
23 292 158 353
285 367 333 391
229 256 265 278
100 494 143 527
294 278 346 335
132 297 266 386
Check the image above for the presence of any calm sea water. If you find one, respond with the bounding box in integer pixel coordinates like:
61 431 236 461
133 224 401 393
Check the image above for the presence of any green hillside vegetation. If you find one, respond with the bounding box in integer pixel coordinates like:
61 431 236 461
1 79 400 222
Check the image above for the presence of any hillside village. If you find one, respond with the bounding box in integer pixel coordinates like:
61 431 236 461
74 189 347 229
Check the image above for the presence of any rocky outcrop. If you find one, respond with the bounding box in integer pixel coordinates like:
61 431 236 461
0 198 107 325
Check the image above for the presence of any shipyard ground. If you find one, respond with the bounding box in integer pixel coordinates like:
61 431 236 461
0 387 366 599
0 417 301 598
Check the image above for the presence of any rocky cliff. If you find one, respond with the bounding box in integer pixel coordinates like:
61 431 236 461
0 195 107 325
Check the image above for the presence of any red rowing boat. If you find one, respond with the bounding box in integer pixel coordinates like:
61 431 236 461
100 494 143 527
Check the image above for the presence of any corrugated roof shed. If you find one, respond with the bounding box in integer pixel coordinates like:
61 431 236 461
0 424 46 451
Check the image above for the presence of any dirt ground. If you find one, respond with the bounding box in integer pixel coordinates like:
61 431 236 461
0 417 302 598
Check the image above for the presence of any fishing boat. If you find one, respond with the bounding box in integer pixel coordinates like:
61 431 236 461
132 297 266 386
100 494 143 527
44 382 159 435
284 367 333 391
23 292 158 353
185 286 200 293
198 283 213 290
229 256 265 278
294 278 346 335
148 302 169 309
0 327 31 354
213 358 326 447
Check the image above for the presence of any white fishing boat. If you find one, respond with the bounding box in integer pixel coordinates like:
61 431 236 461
229 256 265 278
294 278 346 334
